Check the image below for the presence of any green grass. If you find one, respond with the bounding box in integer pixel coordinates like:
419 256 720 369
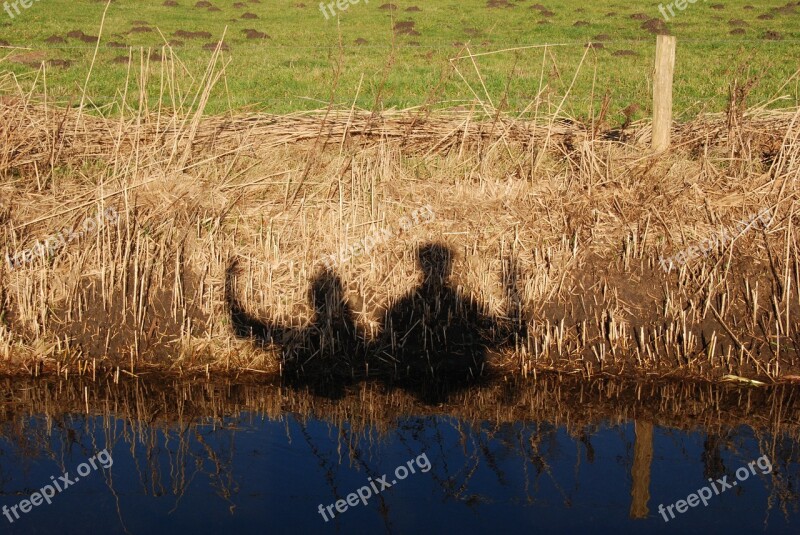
1 0 799 123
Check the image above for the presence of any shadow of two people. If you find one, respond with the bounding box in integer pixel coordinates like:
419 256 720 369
225 243 525 403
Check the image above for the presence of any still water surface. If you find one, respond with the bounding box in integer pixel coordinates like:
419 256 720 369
0 377 798 534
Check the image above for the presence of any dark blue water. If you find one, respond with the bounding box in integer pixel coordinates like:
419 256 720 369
0 379 798 534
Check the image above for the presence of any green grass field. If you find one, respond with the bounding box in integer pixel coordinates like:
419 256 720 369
1 0 799 122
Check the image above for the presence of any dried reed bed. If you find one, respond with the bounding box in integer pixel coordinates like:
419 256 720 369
2 94 796 174
2 57 800 387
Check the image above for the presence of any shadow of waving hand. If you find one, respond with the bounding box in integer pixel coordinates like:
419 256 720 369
225 259 367 397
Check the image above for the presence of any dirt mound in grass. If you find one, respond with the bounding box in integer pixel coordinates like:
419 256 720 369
242 29 269 39
203 41 230 51
174 29 212 39
641 18 669 34
65 30 99 43
393 20 420 36
8 51 47 67
48 59 71 68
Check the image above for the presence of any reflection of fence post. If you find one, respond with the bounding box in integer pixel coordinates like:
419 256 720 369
653 35 676 152
630 420 653 519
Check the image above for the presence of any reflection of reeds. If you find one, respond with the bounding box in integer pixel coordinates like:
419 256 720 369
1 375 799 444
0 376 798 519
1 49 800 384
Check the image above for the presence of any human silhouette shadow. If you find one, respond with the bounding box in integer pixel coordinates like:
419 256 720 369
225 259 366 398
375 243 523 403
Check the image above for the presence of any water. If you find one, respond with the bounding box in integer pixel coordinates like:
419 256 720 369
0 377 798 534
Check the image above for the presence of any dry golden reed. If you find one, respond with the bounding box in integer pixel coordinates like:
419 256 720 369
1 44 800 387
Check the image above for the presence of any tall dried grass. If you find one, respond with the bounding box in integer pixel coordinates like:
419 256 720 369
2 45 800 385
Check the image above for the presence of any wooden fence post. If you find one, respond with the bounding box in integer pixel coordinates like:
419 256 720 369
652 35 676 152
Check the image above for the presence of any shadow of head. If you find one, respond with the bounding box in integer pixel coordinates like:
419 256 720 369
417 242 453 285
309 267 349 318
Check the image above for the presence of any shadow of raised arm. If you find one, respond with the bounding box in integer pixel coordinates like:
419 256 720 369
225 258 369 399
225 258 295 347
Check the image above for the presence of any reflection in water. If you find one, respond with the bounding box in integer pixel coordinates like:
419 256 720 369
630 420 653 519
702 432 729 481
0 376 798 534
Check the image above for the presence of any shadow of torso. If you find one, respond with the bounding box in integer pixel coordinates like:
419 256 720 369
374 244 516 403
380 281 493 376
